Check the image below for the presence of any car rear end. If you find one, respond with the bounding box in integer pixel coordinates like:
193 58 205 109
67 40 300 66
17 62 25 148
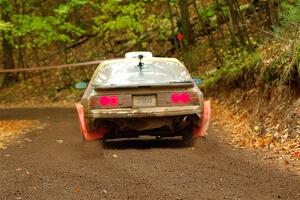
81 57 206 141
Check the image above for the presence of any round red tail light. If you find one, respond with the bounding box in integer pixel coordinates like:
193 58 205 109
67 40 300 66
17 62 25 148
181 93 190 103
109 96 119 106
171 93 181 103
171 92 190 104
99 96 109 106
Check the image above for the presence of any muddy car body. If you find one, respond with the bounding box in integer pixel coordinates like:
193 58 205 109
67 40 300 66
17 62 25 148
76 52 211 145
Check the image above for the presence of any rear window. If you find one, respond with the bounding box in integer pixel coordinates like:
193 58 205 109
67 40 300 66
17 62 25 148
93 60 192 87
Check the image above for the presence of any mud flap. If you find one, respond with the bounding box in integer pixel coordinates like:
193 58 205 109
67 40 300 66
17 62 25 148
75 103 109 141
193 100 211 138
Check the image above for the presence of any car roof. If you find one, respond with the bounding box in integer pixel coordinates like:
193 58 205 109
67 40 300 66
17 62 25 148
98 57 182 66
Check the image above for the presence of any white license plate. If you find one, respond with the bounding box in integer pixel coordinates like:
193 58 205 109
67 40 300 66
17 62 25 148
133 95 157 107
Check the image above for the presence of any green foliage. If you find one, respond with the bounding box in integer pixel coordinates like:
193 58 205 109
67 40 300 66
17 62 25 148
1 0 86 48
92 0 145 33
197 6 215 18
0 0 12 14
202 0 300 90
10 15 85 48
264 1 300 87
261 43 300 88
280 0 300 25
0 20 12 31
182 44 210 72
1 0 168 55
274 0 300 36
54 0 88 16
201 50 261 89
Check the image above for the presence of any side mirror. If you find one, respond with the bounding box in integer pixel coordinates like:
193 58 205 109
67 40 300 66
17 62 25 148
75 82 88 89
192 78 202 85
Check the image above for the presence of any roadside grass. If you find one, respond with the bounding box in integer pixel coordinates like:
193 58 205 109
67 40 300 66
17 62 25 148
199 49 261 90
199 39 300 93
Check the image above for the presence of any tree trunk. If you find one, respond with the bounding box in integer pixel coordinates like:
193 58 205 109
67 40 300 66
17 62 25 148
178 0 194 46
226 0 251 48
32 46 45 86
266 0 279 28
14 0 26 81
17 37 26 81
216 0 238 46
234 0 251 45
167 0 178 53
62 43 73 86
193 0 223 68
214 0 225 39
0 4 16 87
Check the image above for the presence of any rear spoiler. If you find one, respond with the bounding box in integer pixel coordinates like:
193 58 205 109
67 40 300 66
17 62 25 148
94 83 194 91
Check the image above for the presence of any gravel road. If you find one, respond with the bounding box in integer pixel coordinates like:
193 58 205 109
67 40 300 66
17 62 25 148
1 108 300 200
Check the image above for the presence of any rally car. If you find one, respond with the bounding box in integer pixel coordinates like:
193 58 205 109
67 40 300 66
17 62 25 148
75 52 211 146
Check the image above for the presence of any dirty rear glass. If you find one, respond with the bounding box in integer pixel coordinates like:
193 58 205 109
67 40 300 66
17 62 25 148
93 60 192 87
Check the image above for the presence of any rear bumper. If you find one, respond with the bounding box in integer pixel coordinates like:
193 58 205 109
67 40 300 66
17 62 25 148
76 102 211 141
85 105 202 118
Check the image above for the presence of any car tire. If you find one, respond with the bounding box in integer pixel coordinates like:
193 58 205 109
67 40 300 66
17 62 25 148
182 126 195 147
101 138 108 148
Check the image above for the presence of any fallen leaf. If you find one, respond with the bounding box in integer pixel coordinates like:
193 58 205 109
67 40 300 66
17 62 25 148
24 138 32 142
75 186 80 193
56 139 64 144
292 151 300 158
101 189 108 194
258 138 266 148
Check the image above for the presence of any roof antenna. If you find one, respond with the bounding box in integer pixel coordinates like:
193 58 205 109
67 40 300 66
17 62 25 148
138 54 144 71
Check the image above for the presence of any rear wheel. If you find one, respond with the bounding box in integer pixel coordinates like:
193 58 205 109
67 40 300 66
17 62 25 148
182 126 195 147
100 139 107 147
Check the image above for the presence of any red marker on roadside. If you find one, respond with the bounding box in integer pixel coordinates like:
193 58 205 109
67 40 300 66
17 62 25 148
176 32 184 41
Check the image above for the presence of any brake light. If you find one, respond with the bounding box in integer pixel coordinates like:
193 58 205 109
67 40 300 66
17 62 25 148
100 96 110 106
99 96 119 107
109 96 119 106
90 95 132 109
171 93 181 103
171 92 190 104
181 93 190 103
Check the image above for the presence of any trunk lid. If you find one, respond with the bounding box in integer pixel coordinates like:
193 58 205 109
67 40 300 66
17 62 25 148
89 85 201 109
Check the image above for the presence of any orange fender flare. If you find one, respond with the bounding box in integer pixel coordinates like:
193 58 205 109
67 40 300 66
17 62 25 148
193 100 211 138
75 103 109 141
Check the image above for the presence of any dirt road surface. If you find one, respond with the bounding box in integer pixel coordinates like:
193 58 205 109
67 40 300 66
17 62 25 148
1 108 300 200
